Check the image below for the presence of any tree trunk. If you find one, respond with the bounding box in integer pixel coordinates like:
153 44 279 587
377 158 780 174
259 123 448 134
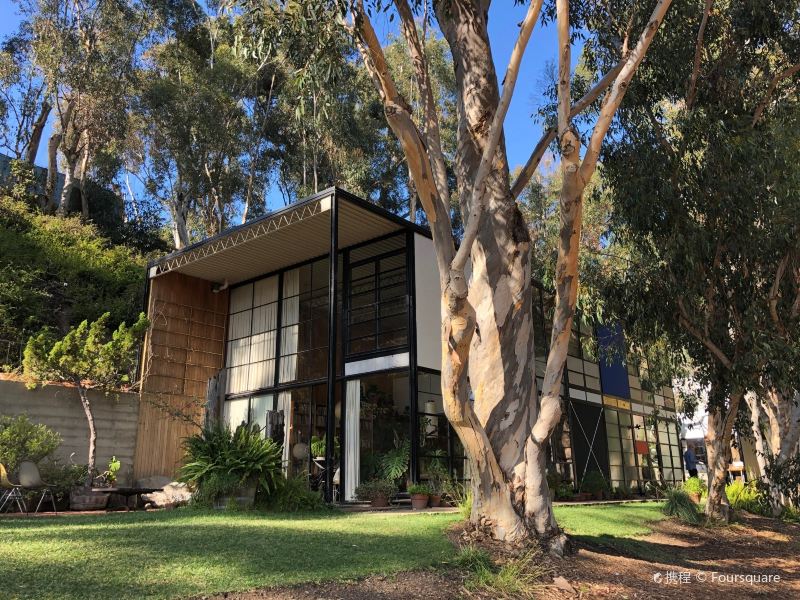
77 385 97 488
747 389 800 516
58 164 78 216
25 101 52 166
436 0 557 549
705 389 743 521
171 192 191 249
79 140 91 219
44 131 62 213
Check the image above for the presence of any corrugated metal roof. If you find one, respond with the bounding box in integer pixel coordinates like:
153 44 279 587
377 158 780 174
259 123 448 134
149 188 422 285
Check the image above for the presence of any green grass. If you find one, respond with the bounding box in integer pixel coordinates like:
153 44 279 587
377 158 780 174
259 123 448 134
0 502 672 600
0 510 459 600
554 501 669 560
554 501 666 538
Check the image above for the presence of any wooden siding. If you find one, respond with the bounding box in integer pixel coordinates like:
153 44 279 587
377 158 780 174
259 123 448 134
133 272 228 480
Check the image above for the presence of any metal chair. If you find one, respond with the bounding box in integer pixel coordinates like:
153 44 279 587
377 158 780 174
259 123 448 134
18 461 57 514
0 463 27 513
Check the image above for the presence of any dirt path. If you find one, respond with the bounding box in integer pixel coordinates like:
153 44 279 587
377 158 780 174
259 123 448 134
202 513 799 600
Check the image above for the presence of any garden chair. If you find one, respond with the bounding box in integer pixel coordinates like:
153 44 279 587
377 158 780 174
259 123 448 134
0 463 27 513
18 461 57 514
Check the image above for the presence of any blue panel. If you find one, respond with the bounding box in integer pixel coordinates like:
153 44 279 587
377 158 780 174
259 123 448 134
597 324 631 399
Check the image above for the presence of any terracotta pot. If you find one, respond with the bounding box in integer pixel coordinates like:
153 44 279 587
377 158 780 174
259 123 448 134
70 490 109 511
429 494 442 508
410 493 429 510
370 494 389 508
214 480 257 510
688 492 701 504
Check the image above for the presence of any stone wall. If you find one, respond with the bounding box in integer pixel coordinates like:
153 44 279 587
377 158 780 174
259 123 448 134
0 378 139 484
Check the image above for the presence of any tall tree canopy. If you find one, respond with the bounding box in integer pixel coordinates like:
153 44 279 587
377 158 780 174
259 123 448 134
590 0 800 521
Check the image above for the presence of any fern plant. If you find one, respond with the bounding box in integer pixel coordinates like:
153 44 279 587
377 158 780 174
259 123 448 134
179 422 283 501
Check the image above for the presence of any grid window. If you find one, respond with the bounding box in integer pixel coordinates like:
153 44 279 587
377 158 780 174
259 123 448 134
346 250 408 356
226 276 279 395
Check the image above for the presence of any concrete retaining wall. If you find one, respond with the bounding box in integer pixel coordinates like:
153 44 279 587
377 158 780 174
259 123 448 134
0 378 139 483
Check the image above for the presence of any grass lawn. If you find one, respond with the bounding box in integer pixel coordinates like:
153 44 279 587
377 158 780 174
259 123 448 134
0 503 668 600
0 510 459 600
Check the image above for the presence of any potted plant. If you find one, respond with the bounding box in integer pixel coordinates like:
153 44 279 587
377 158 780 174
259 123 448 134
581 470 609 501
179 423 283 509
355 479 397 507
408 483 431 510
683 476 705 504
426 451 449 507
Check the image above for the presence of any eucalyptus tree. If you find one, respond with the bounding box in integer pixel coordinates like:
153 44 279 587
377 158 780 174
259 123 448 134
0 25 50 167
23 0 149 216
589 0 800 521
234 0 674 552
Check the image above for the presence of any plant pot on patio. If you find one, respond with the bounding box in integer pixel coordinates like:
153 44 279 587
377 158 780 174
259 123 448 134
355 479 397 508
214 481 257 510
70 489 109 511
408 484 432 510
429 494 442 508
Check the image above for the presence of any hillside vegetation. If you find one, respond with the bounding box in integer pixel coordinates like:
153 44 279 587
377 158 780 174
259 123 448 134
0 196 146 348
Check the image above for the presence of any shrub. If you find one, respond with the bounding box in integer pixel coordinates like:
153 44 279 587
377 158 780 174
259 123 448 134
726 480 767 515
354 479 397 502
682 476 706 497
37 461 89 502
408 483 432 495
258 474 326 512
662 488 701 524
580 470 609 495
0 414 61 472
460 547 546 599
179 423 283 503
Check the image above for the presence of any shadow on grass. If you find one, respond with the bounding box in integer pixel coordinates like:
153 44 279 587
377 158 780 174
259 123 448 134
0 509 458 600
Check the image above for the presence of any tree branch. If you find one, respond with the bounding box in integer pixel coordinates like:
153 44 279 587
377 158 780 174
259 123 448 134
752 62 800 127
768 251 790 337
510 60 624 198
450 0 543 277
677 296 733 370
685 0 713 109
350 1 455 280
579 0 674 182
395 0 449 203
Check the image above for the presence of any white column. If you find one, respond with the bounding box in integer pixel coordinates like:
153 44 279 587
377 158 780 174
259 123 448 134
345 380 360 501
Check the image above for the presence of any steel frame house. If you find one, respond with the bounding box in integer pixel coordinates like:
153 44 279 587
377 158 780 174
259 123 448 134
133 187 684 500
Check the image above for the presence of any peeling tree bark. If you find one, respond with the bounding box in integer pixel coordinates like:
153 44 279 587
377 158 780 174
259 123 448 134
704 387 742 521
747 389 800 515
350 0 672 552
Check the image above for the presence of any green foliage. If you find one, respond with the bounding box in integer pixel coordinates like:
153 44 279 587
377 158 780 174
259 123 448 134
682 477 706 497
258 474 325 512
662 489 702 525
407 483 431 495
179 423 283 503
0 414 61 472
310 434 339 459
354 479 397 502
453 545 493 572
0 197 146 345
101 456 121 485
37 461 89 501
461 548 546 600
726 480 768 515
23 312 149 390
759 452 800 509
379 437 410 482
425 449 450 495
580 470 609 495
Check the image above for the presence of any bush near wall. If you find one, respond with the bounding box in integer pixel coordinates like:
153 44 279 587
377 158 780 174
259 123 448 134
0 414 61 472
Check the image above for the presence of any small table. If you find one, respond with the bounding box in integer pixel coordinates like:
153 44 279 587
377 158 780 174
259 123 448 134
91 487 163 511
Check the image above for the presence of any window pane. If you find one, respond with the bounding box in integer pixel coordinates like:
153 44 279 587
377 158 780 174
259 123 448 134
223 398 249 430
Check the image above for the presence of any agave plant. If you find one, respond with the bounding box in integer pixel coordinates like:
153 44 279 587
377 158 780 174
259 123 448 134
179 423 283 497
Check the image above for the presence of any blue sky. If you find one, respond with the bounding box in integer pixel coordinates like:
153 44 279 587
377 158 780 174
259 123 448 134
0 0 567 210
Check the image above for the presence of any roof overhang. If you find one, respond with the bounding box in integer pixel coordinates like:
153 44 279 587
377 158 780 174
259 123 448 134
148 187 428 285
